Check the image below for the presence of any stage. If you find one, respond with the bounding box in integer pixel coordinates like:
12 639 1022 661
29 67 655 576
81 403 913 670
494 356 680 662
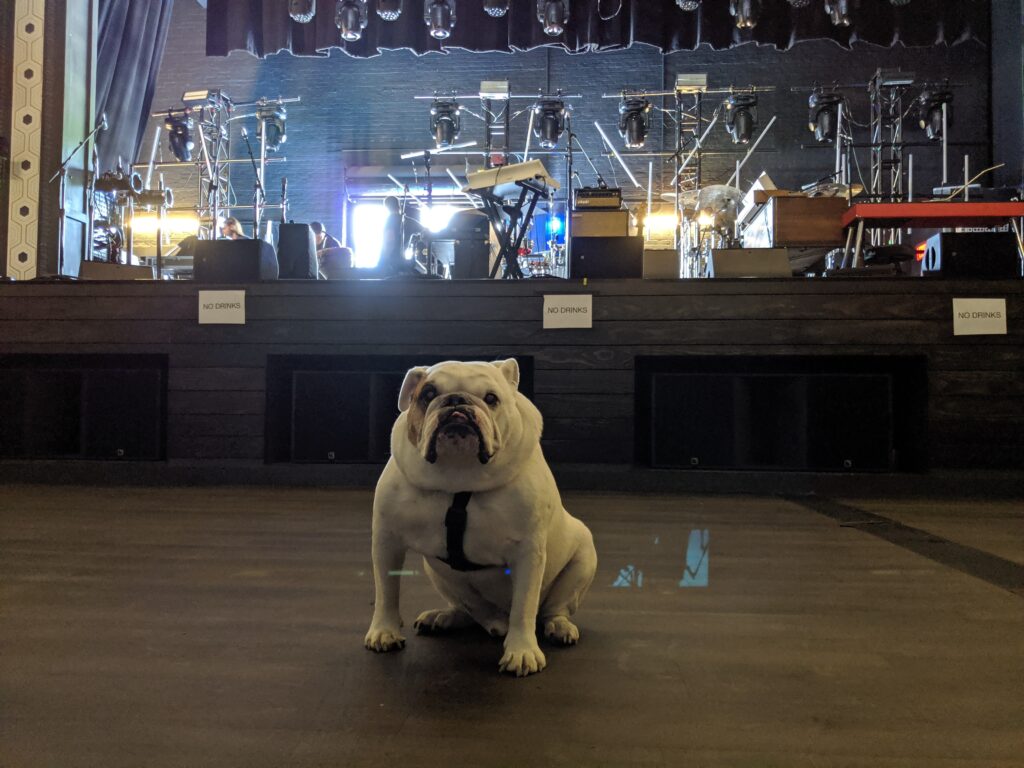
1 277 1021 493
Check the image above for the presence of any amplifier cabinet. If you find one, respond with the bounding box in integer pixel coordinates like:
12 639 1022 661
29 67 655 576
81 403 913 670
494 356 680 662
571 210 628 237
922 232 1021 279
743 196 847 248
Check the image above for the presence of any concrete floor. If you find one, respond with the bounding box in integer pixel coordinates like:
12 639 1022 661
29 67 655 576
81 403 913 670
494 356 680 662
1 485 1021 768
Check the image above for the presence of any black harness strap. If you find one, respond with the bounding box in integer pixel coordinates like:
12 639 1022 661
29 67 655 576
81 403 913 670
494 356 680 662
439 491 494 572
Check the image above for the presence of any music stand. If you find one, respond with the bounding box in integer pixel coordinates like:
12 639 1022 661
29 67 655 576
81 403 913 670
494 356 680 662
478 179 550 279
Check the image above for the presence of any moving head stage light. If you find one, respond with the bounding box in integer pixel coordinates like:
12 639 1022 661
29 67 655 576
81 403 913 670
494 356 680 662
808 89 842 144
483 0 509 16
165 112 195 162
533 98 567 149
730 0 759 29
377 0 403 19
429 98 462 148
257 103 287 151
724 92 758 145
538 0 569 36
424 0 456 39
289 0 317 23
916 89 952 141
618 97 652 149
336 0 368 40
787 0 811 7
676 0 700 10
825 0 852 26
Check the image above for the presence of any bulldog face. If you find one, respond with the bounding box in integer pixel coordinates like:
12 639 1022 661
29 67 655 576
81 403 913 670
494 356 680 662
395 359 530 469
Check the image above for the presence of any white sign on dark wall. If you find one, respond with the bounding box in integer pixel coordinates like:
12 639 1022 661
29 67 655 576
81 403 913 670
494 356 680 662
198 290 246 325
952 298 1008 336
543 294 593 329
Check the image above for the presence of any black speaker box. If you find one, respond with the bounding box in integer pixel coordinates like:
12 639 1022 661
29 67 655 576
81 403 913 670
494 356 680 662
451 241 490 279
570 236 644 279
276 223 319 279
194 239 279 282
922 232 1021 279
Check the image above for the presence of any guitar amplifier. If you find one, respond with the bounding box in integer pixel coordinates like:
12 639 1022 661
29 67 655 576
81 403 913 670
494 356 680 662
922 232 1021 279
574 187 622 210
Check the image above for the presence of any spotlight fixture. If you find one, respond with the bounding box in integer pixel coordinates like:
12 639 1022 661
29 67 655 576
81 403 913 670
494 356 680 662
336 0 368 40
916 89 953 141
165 112 194 163
825 0 851 26
808 89 842 144
537 0 569 36
533 98 567 150
377 0 402 19
288 0 317 23
724 92 758 145
257 103 287 151
787 0 811 7
483 0 509 16
618 97 652 150
676 0 700 10
729 0 759 29
424 0 456 40
429 98 462 148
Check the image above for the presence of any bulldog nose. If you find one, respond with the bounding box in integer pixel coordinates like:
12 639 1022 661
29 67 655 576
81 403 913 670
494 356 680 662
443 394 468 407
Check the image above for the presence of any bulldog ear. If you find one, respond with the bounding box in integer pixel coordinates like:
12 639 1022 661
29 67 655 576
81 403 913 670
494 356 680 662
397 366 428 412
493 358 520 390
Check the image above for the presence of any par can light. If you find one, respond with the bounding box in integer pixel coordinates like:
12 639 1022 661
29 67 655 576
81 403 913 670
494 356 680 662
483 0 509 16
538 0 569 36
729 0 759 29
288 0 317 22
336 0 368 41
424 0 456 39
676 0 700 10
377 0 402 19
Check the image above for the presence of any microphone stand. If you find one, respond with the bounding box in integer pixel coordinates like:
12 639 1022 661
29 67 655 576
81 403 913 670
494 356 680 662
49 116 107 279
240 128 265 238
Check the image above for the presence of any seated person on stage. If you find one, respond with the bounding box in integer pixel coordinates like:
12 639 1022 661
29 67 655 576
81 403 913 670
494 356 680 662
310 221 341 251
378 196 422 277
219 216 247 240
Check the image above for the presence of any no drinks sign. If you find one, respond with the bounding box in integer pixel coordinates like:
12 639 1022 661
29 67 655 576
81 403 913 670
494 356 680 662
543 294 593 329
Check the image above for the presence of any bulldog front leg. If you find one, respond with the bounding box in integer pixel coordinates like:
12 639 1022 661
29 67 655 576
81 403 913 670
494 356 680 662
498 542 547 677
364 528 407 652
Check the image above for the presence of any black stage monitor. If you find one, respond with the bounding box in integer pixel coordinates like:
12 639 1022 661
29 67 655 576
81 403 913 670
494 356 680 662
277 223 319 279
570 236 644 279
194 239 279 282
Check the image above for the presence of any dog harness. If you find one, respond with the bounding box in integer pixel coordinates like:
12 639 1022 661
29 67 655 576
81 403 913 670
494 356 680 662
439 491 496 572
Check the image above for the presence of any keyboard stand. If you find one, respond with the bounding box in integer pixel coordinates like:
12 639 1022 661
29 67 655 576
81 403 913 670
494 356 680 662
476 179 550 280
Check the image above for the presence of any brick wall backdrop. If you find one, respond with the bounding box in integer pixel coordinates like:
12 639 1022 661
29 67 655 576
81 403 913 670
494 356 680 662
148 0 990 247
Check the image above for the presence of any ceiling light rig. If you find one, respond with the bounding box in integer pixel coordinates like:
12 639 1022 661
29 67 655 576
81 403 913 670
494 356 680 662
618 97 652 150
538 1 569 37
724 91 758 145
424 0 456 40
676 0 701 10
825 0 852 26
289 0 317 22
377 0 403 20
336 0 368 41
533 98 568 149
483 0 509 17
730 0 759 29
808 89 842 144
916 89 953 141
787 0 811 7
429 98 462 148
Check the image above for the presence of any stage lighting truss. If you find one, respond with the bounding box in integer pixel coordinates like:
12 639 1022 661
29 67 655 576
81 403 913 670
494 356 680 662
377 0 403 19
825 0 852 26
729 0 759 29
257 103 288 152
288 0 317 23
165 112 195 163
618 97 652 150
916 89 952 141
808 89 843 144
483 0 509 17
429 98 462 148
336 0 369 40
533 98 568 150
724 91 758 145
538 0 569 36
424 0 456 39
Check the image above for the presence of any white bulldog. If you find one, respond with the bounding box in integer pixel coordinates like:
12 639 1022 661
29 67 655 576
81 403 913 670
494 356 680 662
364 359 597 677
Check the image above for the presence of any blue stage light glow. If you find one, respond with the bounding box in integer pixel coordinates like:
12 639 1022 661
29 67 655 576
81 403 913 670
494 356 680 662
547 216 563 234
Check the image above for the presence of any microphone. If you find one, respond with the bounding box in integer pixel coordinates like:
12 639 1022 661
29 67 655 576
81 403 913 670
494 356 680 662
240 127 248 139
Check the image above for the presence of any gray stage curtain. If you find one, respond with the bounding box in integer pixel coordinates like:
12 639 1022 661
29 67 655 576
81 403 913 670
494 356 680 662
96 0 176 171
206 0 988 59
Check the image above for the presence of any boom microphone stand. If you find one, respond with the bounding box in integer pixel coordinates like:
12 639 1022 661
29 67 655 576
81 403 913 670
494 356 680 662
49 113 107 278
239 127 265 238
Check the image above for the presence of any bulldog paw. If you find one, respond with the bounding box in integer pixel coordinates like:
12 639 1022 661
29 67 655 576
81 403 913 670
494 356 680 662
364 626 406 652
498 641 547 677
414 608 473 634
543 616 580 646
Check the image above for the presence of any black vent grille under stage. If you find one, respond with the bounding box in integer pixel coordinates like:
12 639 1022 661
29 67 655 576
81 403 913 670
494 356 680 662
0 355 167 460
636 356 928 472
265 355 534 464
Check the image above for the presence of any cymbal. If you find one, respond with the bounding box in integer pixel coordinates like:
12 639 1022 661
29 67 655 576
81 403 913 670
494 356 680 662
660 191 699 206
807 182 864 198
